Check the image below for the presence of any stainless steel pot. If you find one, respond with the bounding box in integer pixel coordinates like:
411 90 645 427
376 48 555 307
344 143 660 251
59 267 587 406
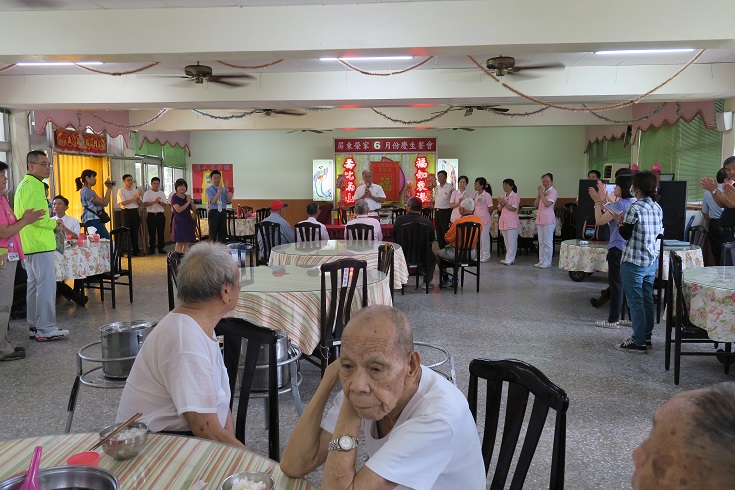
241 331 291 391
0 466 119 490
100 321 156 379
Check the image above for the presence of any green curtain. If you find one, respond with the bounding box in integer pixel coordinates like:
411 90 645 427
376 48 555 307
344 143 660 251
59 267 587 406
588 138 629 175
637 115 722 201
132 132 187 169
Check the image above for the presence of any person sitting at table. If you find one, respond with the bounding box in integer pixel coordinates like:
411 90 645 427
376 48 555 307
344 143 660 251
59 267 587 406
280 305 486 488
76 169 115 240
51 195 80 239
701 156 735 258
347 199 382 241
436 198 483 289
632 382 735 489
296 202 328 242
258 200 295 254
116 241 245 448
700 168 726 266
353 169 386 216
394 196 438 288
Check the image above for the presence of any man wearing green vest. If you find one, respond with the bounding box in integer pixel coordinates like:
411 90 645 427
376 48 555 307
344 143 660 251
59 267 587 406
15 150 69 342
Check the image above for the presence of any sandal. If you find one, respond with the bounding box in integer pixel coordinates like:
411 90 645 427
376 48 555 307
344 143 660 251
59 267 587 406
595 320 620 329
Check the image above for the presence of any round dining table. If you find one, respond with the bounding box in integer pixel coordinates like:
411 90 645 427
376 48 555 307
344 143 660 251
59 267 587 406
0 432 316 489
269 240 408 290
233 264 390 354
200 217 255 238
683 266 735 342
558 239 703 281
55 240 111 282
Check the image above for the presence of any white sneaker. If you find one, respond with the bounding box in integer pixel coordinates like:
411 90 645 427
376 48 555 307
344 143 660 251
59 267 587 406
538 264 552 269
35 329 70 342
480 258 490 263
500 259 507 264
533 262 542 267
504 261 513 266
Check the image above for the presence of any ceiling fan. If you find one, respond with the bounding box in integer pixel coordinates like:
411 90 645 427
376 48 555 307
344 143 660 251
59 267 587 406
255 109 307 116
441 105 510 117
288 129 331 134
439 128 475 132
180 62 254 87
485 55 564 77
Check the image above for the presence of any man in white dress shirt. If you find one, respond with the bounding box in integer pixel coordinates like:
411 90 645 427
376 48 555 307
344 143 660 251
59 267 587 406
51 195 80 238
353 169 386 216
142 177 168 254
347 199 383 241
117 174 142 256
433 170 453 248
296 202 328 242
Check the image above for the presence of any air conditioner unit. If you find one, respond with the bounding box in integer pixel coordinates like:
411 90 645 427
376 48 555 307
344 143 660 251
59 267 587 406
603 163 630 181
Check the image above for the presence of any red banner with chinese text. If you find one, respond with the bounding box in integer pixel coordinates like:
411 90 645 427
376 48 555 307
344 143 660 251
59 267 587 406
191 164 234 201
54 129 107 154
335 138 436 153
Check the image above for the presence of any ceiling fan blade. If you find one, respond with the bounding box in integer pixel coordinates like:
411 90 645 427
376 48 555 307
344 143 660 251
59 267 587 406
207 78 245 87
484 107 510 113
513 63 565 72
210 74 256 80
271 109 307 116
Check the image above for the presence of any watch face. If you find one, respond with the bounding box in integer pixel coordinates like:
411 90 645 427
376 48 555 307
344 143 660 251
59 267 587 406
339 436 353 449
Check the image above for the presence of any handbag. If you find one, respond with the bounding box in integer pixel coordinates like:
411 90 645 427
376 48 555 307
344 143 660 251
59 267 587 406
83 201 111 224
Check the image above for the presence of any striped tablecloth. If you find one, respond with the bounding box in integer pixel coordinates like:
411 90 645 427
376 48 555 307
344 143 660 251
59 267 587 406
55 241 111 282
269 240 408 290
234 265 390 353
0 432 316 489
558 239 703 280
201 217 255 238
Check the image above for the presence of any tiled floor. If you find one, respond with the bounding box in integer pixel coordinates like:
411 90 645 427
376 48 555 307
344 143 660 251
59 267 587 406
1 247 730 489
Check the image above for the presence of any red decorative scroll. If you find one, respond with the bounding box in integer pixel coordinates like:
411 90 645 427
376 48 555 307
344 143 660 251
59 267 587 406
370 157 402 202
54 129 107 154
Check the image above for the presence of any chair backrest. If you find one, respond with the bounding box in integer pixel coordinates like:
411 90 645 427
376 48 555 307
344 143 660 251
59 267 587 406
166 251 184 311
345 223 375 240
196 208 208 220
215 317 281 461
226 213 238 241
399 222 432 268
226 209 236 218
687 225 707 248
255 221 281 263
421 207 435 222
670 252 690 323
722 241 735 266
256 207 270 223
319 259 368 375
468 359 569 490
377 243 395 295
316 203 333 225
241 205 254 214
339 207 348 225
109 227 132 275
392 208 406 223
455 222 481 265
295 222 323 242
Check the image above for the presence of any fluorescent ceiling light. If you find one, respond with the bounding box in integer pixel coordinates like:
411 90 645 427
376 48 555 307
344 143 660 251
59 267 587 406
594 49 695 55
319 56 413 61
16 61 103 66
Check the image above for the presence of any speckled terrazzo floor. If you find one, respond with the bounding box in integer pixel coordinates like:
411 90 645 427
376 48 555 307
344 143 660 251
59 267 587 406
1 247 731 489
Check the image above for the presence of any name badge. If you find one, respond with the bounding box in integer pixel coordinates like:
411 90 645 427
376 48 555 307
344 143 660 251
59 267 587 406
7 252 20 262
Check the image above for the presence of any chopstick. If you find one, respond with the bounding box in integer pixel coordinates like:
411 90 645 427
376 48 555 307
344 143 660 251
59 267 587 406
89 412 143 451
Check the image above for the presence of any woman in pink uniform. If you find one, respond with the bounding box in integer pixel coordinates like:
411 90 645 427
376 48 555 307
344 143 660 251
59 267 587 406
534 172 557 269
473 177 493 262
497 178 521 265
449 175 475 223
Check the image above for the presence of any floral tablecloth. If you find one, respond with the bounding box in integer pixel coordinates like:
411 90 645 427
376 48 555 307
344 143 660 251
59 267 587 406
558 239 703 280
489 213 561 239
200 217 255 238
55 241 110 281
234 265 391 353
683 266 735 342
0 432 314 490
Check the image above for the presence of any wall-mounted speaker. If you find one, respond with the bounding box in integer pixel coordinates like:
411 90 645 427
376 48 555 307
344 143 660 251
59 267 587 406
658 181 688 240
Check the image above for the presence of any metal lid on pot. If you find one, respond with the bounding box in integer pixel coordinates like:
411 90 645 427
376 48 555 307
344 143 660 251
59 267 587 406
100 321 156 338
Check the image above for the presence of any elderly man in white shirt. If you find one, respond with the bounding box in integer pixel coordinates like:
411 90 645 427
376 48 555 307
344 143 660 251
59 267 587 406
353 169 386 216
296 202 329 242
51 195 80 238
347 199 383 241
142 177 168 254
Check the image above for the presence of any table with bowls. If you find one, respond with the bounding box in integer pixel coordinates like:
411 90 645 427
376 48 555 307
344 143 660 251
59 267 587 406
234 264 390 353
0 432 315 489
682 266 735 342
200 217 256 238
558 239 703 281
55 239 111 282
269 239 408 291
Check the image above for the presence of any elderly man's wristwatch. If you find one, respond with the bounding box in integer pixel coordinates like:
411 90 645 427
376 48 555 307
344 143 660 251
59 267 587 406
328 435 359 451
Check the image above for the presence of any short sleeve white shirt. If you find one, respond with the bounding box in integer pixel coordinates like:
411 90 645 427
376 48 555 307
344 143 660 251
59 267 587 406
142 189 167 214
118 187 140 209
354 183 386 213
116 313 231 432
296 217 329 242
434 183 453 209
52 214 80 236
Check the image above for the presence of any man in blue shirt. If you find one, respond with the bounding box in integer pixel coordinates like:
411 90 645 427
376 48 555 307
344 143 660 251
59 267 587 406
701 168 726 265
258 200 295 257
205 170 232 242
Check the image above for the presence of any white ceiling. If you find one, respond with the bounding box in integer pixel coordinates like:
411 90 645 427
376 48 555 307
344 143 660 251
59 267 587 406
0 0 733 130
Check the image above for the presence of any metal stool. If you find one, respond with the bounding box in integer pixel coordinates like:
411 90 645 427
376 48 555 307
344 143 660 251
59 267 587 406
414 341 457 386
65 341 131 433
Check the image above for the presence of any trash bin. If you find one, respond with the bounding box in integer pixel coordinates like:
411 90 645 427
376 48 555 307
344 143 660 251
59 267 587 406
100 321 155 378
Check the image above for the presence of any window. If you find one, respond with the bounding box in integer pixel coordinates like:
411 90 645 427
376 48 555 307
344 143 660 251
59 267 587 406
587 138 629 177
0 110 12 191
162 166 185 197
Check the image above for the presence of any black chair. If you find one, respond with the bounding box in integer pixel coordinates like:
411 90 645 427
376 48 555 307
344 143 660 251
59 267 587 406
302 259 368 376
398 222 433 294
721 241 735 266
85 227 133 308
468 359 569 490
421 207 435 223
653 233 666 324
166 251 184 311
377 243 395 301
294 222 323 242
391 208 406 224
345 223 375 240
215 317 282 461
440 221 481 294
687 225 707 248
195 208 208 240
339 207 348 225
666 253 733 384
255 207 270 223
255 222 282 266
226 213 242 243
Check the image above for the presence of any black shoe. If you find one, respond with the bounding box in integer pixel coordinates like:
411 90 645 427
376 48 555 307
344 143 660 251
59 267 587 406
615 338 647 353
148 249 155 255
132 251 141 257
158 249 167 254
14 346 25 352
646 340 652 350
0 350 25 361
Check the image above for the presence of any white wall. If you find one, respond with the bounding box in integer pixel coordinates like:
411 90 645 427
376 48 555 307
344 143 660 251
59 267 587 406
190 126 587 200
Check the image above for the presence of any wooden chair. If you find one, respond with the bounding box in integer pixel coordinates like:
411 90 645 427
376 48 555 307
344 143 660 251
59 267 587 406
653 233 666 324
255 207 270 223
85 227 133 308
722 241 735 266
377 243 395 301
468 359 569 490
166 251 184 311
439 221 481 294
666 253 733 384
255 222 281 266
195 208 208 240
226 212 243 243
345 223 375 240
302 259 368 376
397 222 433 294
294 222 323 242
687 225 707 248
391 208 406 224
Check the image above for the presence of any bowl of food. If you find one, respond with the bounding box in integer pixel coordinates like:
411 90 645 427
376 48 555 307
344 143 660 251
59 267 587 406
98 421 149 460
221 471 274 490
0 466 118 490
